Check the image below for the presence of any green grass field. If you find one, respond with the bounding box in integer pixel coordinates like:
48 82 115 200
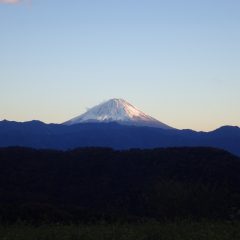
0 221 240 240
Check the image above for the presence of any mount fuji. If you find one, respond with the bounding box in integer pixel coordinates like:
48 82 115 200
64 98 173 129
0 99 240 156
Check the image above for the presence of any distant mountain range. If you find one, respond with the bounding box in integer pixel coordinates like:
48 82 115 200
0 98 239 156
0 120 239 156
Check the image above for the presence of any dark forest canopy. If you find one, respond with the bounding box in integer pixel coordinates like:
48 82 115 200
0 146 240 223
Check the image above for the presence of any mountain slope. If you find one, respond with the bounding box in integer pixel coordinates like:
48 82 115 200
64 98 173 129
0 120 240 156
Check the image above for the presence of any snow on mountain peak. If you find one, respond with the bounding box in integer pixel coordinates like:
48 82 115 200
64 98 173 129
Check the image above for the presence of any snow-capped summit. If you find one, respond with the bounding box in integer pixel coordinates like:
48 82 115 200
64 98 173 129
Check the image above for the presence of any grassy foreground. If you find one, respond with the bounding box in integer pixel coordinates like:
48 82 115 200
0 221 240 240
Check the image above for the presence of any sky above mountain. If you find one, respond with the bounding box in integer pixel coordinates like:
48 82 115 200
0 0 239 131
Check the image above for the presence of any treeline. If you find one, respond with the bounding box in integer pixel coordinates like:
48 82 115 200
0 147 240 223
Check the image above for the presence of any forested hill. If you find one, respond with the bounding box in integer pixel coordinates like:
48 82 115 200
0 147 240 223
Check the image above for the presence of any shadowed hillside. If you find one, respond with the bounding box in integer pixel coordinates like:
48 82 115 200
0 147 240 223
0 121 240 156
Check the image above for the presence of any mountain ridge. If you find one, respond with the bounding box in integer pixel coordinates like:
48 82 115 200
0 119 239 156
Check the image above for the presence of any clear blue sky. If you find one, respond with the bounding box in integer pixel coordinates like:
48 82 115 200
1 0 239 131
